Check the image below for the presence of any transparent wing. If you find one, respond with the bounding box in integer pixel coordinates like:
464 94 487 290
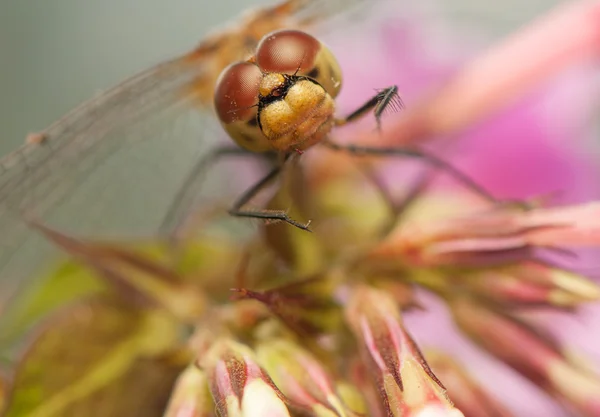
0 0 371 301
0 55 217 303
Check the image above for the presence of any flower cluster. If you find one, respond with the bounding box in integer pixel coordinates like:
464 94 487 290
1 1 600 417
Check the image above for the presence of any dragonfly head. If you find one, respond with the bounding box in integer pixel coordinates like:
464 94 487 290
214 29 343 153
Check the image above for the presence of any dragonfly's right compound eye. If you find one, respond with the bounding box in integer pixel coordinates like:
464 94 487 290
214 61 271 152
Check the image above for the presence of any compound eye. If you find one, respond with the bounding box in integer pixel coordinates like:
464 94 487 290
214 62 262 124
255 29 320 75
213 62 270 152
255 29 342 98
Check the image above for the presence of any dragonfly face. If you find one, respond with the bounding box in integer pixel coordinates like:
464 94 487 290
214 29 342 153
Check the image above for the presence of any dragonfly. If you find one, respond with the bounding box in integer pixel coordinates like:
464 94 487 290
0 0 381 301
0 0 496 306
206 28 495 231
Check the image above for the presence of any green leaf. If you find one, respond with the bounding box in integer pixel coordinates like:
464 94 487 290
4 297 184 417
0 260 108 350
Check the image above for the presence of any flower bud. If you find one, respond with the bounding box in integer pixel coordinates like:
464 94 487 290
345 286 462 417
257 338 364 417
425 350 515 417
202 339 293 417
163 364 212 417
450 297 600 416
367 202 600 268
465 261 600 307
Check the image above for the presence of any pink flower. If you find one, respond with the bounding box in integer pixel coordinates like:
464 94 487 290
315 2 600 415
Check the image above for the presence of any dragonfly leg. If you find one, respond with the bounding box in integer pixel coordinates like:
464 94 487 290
228 161 312 231
323 141 500 205
335 85 403 131
160 146 259 235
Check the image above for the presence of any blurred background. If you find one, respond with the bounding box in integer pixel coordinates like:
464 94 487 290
0 0 562 155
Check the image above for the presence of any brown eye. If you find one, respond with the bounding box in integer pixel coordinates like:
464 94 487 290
255 29 320 74
214 61 262 124
255 29 343 99
213 61 270 153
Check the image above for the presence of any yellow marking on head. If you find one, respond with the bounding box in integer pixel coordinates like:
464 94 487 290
259 73 286 97
258 79 335 152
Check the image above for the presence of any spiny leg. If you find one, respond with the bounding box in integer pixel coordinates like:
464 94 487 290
332 84 506 206
336 85 404 130
382 168 443 238
229 88 401 232
332 85 408 226
344 152 439 238
323 141 500 205
228 155 312 231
